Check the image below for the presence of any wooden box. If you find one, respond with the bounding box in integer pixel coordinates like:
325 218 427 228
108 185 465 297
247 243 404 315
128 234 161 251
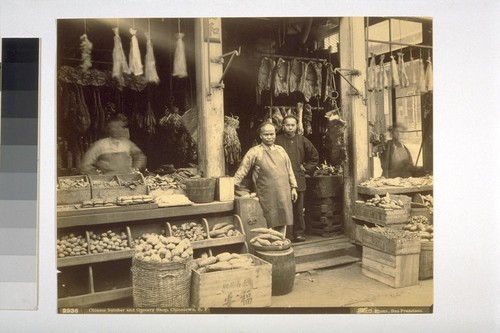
361 228 421 255
355 195 411 226
190 254 272 308
419 241 433 280
90 173 147 201
362 246 420 288
216 177 235 201
57 175 92 205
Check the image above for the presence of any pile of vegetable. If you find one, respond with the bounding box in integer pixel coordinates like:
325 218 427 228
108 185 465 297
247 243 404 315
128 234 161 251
88 230 131 254
209 222 243 238
249 228 291 247
91 179 120 188
314 162 342 176
193 252 255 273
133 234 193 264
416 193 434 214
360 175 433 188
170 222 207 242
362 225 419 240
144 169 196 191
58 178 90 190
57 233 88 258
402 216 433 242
358 193 405 210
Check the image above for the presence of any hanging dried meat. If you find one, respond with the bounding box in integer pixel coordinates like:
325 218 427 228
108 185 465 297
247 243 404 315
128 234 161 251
322 62 335 101
128 28 144 76
80 34 93 73
289 59 306 93
302 61 322 102
398 52 409 87
256 57 275 104
296 102 304 135
112 27 130 87
425 57 433 92
390 55 400 87
70 85 91 135
273 58 290 97
303 103 313 135
223 115 241 165
378 56 389 90
367 54 377 92
144 32 160 84
408 57 418 86
173 32 188 78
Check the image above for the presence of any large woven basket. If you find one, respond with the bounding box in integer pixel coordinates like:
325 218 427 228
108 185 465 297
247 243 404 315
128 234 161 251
131 257 192 308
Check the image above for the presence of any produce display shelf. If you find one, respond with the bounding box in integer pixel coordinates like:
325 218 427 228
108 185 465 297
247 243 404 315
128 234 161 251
57 250 134 268
357 184 433 196
58 201 235 228
58 287 132 308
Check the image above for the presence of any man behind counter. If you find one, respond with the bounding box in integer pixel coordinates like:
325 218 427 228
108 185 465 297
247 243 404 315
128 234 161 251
80 114 146 175
275 115 319 242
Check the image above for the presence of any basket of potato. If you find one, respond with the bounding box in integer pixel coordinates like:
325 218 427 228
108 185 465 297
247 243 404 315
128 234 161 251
131 233 193 308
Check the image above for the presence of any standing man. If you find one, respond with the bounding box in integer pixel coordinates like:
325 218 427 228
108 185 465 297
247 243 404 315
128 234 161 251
275 115 319 242
233 122 298 234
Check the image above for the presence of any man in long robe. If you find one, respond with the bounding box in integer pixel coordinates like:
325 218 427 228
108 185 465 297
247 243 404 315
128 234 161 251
233 122 298 231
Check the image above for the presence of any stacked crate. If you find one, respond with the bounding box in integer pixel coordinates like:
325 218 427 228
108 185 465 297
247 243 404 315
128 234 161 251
305 175 343 237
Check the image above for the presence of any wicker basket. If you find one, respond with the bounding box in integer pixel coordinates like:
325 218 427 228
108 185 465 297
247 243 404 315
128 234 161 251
131 257 192 308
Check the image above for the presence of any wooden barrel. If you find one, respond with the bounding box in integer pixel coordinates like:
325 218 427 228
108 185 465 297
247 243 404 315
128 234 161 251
419 241 433 280
255 248 296 296
184 178 216 203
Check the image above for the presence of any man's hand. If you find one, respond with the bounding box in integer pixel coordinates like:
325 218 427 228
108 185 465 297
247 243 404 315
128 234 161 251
291 187 298 203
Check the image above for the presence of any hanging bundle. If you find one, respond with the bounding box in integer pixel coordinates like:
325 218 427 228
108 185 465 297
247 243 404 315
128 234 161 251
223 115 241 165
172 27 188 78
159 106 183 133
129 27 144 76
72 85 91 135
409 54 418 86
302 61 322 102
367 54 377 92
398 52 410 87
143 101 157 135
79 34 93 73
273 58 290 97
390 55 400 87
425 56 433 92
144 31 160 84
112 27 130 86
303 103 313 135
296 102 304 135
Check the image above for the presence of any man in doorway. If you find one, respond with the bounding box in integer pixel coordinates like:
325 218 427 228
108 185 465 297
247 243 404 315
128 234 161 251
233 122 298 235
275 115 319 242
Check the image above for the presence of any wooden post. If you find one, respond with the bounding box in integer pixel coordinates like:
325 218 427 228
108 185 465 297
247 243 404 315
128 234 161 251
339 17 369 240
194 18 225 178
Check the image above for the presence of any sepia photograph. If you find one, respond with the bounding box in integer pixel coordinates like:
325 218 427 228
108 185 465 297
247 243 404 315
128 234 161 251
55 16 434 313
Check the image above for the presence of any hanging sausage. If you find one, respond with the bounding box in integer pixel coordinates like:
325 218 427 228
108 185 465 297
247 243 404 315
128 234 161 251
398 52 410 87
172 19 188 78
367 53 377 92
390 55 400 87
425 56 433 92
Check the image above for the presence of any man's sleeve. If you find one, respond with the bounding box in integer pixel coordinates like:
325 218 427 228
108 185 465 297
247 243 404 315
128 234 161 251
303 137 319 175
129 141 147 169
233 147 256 186
80 143 100 174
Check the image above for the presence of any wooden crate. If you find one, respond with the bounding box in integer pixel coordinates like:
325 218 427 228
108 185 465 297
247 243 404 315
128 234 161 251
362 246 420 288
361 228 421 255
419 241 433 280
90 174 148 201
190 254 272 308
355 195 411 226
57 175 92 205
